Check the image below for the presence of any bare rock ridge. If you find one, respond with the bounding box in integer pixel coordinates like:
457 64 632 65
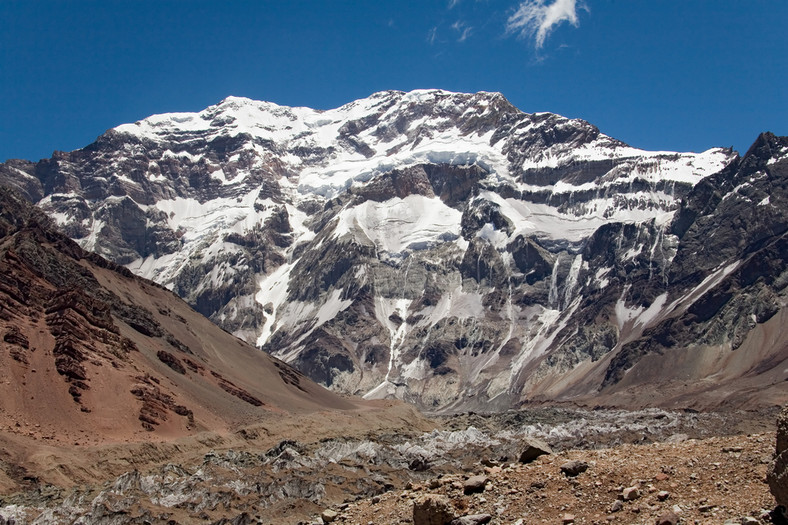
0 186 354 446
1 89 786 410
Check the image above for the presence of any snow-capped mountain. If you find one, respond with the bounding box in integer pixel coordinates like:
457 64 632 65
2 89 786 411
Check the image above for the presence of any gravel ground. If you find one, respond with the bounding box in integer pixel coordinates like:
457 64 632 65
337 432 777 525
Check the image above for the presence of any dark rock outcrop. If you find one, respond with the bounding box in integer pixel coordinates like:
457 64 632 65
769 406 788 509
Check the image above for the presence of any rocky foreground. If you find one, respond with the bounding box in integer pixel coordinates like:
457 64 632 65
341 433 775 525
0 407 781 524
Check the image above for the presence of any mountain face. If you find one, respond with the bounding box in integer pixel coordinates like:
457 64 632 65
2 89 786 411
0 186 354 447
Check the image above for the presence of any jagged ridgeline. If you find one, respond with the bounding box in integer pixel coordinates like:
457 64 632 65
2 90 787 410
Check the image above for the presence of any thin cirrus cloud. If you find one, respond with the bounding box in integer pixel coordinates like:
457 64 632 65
505 0 586 49
452 20 473 42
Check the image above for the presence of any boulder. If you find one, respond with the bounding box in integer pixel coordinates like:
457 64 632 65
321 509 339 523
463 475 489 494
769 406 788 508
655 511 679 525
518 437 553 464
560 460 588 477
621 486 640 501
413 494 454 525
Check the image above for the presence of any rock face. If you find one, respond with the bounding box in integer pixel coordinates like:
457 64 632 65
2 89 787 410
768 406 788 508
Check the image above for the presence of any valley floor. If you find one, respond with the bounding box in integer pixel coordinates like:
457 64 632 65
0 406 781 525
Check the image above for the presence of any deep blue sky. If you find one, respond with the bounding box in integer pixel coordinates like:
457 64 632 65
1 1 786 162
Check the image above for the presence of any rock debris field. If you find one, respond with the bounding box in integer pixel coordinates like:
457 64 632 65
0 407 782 524
339 433 775 525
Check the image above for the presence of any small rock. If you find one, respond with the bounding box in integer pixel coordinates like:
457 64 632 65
655 511 680 525
621 486 640 501
562 514 575 524
699 504 716 513
321 509 338 523
560 460 588 477
413 495 455 525
463 475 488 495
610 500 623 513
371 496 381 504
657 491 670 501
450 514 493 525
655 473 670 482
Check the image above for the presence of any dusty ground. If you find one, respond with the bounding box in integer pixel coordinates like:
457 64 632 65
0 399 433 494
337 433 776 525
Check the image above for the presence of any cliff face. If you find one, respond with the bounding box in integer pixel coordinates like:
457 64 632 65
2 90 786 410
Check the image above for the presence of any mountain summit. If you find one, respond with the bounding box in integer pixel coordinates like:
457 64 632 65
2 90 786 411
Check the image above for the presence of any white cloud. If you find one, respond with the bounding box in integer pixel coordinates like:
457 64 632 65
427 26 438 45
452 20 473 42
448 0 460 8
506 0 585 49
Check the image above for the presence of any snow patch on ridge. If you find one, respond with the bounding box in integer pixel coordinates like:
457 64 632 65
335 195 463 254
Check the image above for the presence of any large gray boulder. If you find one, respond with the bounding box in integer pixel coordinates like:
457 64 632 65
768 406 788 508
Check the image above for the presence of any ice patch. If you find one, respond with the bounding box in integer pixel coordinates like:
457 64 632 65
335 195 462 254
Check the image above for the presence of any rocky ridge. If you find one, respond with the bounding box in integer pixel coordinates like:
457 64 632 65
0 184 362 482
1 90 786 410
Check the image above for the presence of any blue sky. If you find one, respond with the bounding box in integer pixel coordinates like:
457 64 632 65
1 1 786 162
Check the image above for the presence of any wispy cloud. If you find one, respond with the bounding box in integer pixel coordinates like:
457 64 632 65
506 0 585 49
452 20 473 42
448 0 461 8
427 26 439 45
